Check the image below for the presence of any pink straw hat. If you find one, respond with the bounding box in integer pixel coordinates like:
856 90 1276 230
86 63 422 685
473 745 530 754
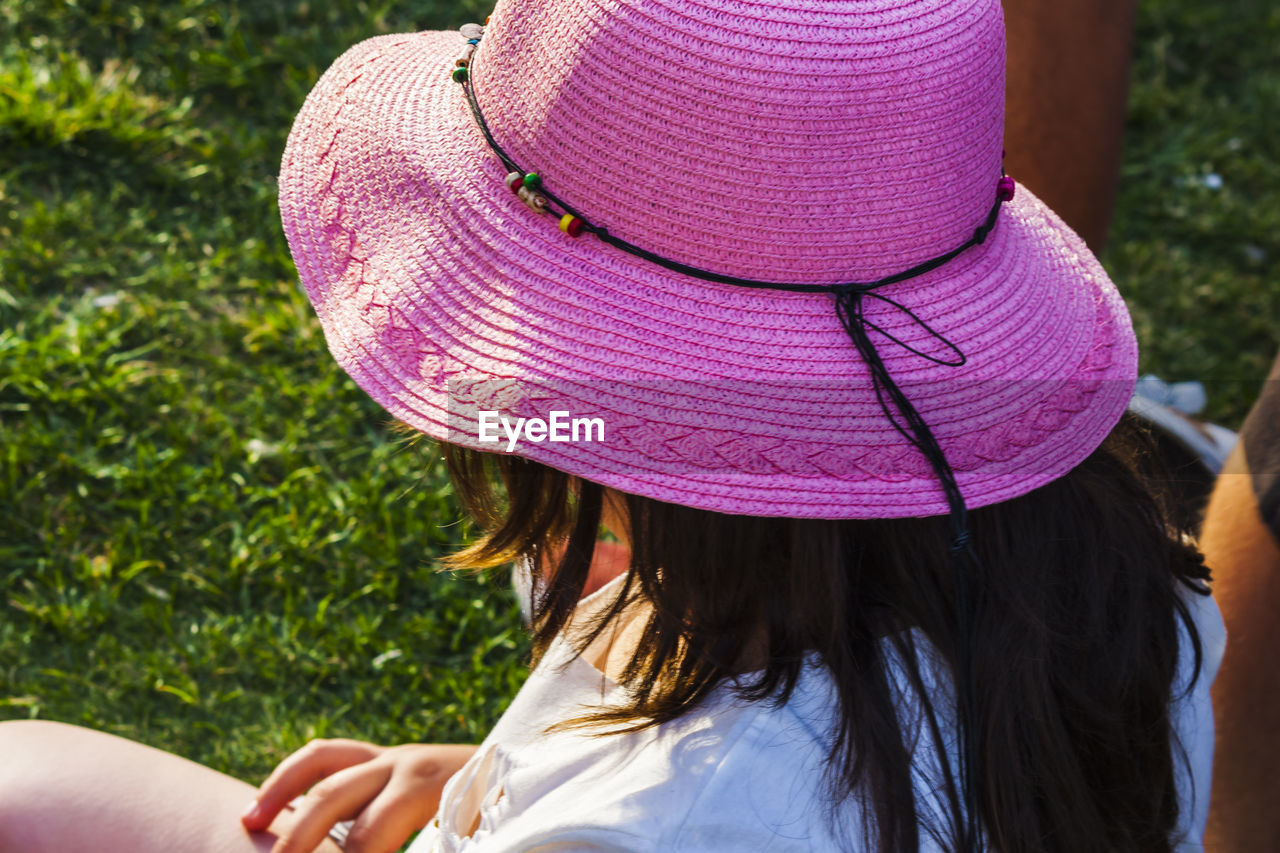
278 0 1138 521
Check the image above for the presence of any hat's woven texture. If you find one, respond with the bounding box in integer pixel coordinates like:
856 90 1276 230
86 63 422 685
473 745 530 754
279 0 1138 519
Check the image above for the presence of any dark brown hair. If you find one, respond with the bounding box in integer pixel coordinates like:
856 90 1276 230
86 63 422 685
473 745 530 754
430 413 1209 852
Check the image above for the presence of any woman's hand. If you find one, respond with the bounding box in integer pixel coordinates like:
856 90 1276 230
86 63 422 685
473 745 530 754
241 738 478 853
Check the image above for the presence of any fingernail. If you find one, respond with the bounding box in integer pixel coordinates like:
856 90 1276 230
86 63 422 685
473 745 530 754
241 800 261 822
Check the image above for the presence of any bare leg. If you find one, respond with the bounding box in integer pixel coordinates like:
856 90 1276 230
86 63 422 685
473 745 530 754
1201 442 1280 851
1003 0 1137 252
0 720 344 853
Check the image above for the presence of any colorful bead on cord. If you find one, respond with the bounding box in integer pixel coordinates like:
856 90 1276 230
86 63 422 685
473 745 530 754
501 171 553 215
457 25 588 239
453 23 483 76
559 214 585 237
997 176 1016 203
518 186 549 212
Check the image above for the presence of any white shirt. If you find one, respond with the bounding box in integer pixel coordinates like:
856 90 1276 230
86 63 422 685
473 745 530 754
408 574 1225 852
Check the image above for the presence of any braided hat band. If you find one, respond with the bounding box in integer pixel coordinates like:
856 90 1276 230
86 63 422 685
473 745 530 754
279 0 1138 521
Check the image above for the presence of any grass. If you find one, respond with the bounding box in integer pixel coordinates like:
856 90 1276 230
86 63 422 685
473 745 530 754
1 0 527 787
1 0 1277 833
1113 0 1280 418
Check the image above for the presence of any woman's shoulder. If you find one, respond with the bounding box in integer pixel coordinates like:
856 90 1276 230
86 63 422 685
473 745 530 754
520 665 858 851
434 639 857 851
658 661 872 851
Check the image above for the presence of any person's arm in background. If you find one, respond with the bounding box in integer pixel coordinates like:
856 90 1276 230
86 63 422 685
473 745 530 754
1002 4 1280 846
1202 354 1280 852
1003 0 1138 253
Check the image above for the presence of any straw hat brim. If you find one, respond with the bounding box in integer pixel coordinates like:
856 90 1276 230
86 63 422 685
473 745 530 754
279 31 1138 519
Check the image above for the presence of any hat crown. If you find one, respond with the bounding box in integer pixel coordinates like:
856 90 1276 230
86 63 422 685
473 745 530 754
472 0 1006 284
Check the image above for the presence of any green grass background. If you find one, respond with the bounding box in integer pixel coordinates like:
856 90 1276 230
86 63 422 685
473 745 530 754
1 0 1277 811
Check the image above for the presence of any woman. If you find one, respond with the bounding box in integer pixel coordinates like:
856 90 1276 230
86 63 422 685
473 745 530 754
0 0 1224 850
